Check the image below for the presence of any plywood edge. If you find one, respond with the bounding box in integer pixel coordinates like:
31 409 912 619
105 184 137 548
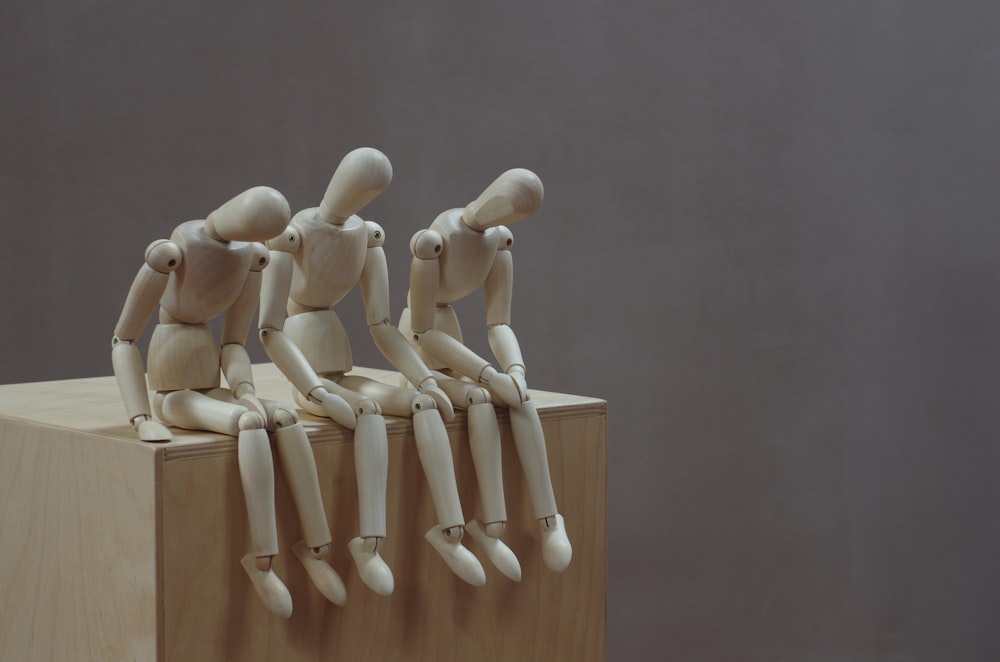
0 413 160 455
0 365 607 465
534 399 608 420
154 446 167 662
160 399 608 462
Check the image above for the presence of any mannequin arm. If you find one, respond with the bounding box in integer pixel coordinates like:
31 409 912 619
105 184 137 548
111 240 181 441
409 232 488 379
484 237 528 403
484 248 526 375
361 236 454 418
221 267 266 417
407 230 441 335
409 230 523 406
258 245 356 428
418 328 525 408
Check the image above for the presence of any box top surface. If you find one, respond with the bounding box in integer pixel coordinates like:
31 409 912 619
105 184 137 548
0 364 606 458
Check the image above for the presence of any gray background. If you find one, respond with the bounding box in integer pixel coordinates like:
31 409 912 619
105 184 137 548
4 1 1000 660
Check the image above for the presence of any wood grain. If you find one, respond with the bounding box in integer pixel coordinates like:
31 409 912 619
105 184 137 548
0 421 160 661
0 365 606 661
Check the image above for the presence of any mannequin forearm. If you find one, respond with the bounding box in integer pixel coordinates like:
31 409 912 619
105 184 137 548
221 343 255 396
418 328 491 381
370 322 434 387
259 327 324 398
487 324 525 374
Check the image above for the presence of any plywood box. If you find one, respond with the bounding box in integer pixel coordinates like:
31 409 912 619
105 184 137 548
0 365 606 661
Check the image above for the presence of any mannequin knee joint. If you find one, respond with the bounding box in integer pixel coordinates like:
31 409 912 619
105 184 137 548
410 393 437 415
467 387 492 407
356 399 381 416
272 406 299 428
238 411 266 431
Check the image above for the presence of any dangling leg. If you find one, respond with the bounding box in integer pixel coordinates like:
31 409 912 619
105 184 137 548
348 401 394 595
507 399 572 572
237 413 294 616
340 374 486 586
433 378 521 581
305 375 394 595
157 389 292 616
412 395 486 586
268 402 347 605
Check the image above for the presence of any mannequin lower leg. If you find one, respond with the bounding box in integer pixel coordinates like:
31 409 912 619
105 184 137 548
237 417 294 614
237 418 279 559
467 392 508 529
347 402 394 596
508 400 558 519
354 407 389 539
274 411 332 549
412 407 465 532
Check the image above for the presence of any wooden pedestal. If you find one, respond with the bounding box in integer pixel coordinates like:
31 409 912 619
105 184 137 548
0 365 606 661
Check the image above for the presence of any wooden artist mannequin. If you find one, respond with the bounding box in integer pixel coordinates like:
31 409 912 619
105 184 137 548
258 148 487 593
398 168 573 577
111 187 347 618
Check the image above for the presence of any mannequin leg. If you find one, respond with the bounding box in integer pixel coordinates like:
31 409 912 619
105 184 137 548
349 409 394 595
435 377 521 581
303 375 394 596
157 389 292 616
266 401 347 605
507 399 572 572
413 403 485 586
340 374 486 586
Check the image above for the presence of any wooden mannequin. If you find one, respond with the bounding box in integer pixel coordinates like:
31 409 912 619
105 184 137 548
111 187 347 618
398 168 573 576
259 148 487 593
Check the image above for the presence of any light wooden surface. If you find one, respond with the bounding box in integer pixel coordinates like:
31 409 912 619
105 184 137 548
0 421 159 661
0 365 607 661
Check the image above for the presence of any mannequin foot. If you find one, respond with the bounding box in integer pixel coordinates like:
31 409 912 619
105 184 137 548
292 541 347 606
541 514 572 572
465 519 522 582
136 418 172 443
348 537 395 596
424 526 486 586
240 553 293 618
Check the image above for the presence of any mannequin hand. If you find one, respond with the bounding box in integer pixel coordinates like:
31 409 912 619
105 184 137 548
237 392 268 420
135 416 173 442
481 367 526 408
507 367 529 403
312 388 357 430
418 378 455 421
